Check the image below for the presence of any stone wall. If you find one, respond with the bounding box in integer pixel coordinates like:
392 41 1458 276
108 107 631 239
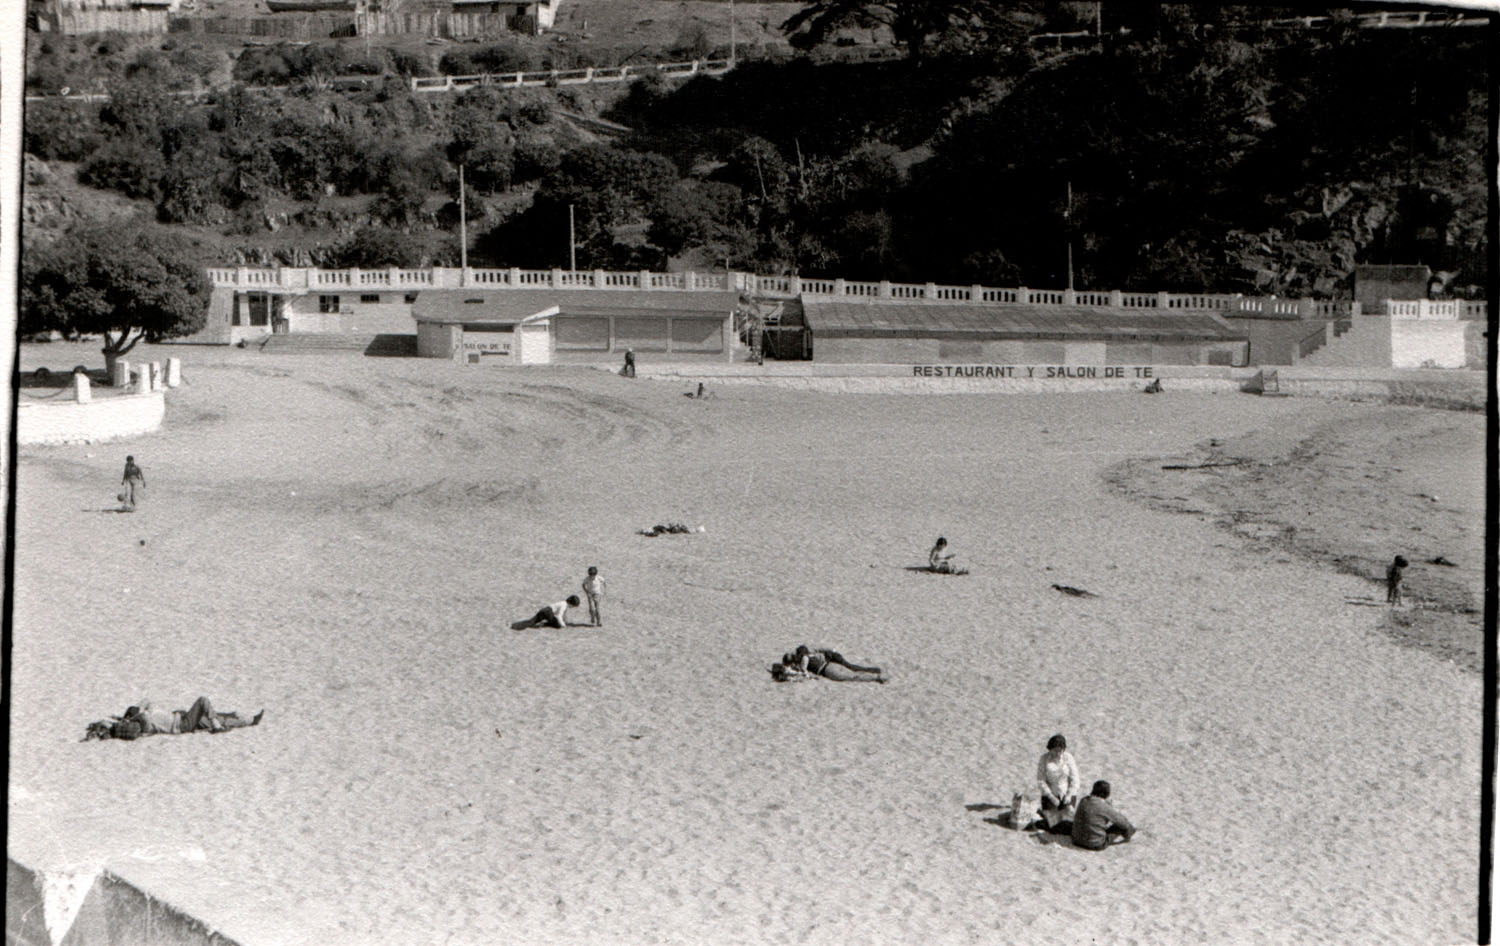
1392 318 1469 368
17 389 165 445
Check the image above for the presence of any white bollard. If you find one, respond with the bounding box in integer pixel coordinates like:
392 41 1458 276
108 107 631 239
150 362 163 391
114 360 131 388
130 365 146 390
166 358 181 388
73 371 91 403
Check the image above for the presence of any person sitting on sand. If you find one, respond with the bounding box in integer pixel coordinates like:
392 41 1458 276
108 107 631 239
1142 378 1163 394
511 595 582 630
1071 780 1135 850
928 537 966 574
85 697 262 740
1037 734 1082 822
1386 555 1409 606
771 645 886 683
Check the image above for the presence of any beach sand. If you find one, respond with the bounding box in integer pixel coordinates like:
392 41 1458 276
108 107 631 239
8 344 1483 946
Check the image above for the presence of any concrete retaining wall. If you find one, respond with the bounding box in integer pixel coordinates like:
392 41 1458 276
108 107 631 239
617 363 1254 395
1392 318 1469 368
7 859 243 946
810 336 1243 366
17 389 165 445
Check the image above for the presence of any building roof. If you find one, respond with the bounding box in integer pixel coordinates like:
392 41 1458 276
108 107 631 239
411 289 737 325
801 300 1247 342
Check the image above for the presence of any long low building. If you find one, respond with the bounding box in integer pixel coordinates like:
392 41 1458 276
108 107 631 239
799 300 1251 365
411 289 740 365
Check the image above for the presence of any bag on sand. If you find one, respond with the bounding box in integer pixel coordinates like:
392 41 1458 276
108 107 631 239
1009 792 1037 830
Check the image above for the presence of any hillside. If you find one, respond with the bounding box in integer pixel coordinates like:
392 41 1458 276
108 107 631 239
21 6 1488 293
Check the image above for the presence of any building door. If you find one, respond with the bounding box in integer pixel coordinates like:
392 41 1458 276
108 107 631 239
271 296 289 334
518 322 551 364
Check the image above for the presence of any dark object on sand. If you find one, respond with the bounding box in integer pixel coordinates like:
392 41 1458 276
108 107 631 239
1052 584 1099 598
1161 459 1244 470
1428 556 1456 567
905 565 969 575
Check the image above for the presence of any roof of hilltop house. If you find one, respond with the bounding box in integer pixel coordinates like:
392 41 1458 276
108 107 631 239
801 300 1248 342
410 289 739 325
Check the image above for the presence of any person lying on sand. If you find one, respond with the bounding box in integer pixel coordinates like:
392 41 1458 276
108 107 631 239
511 595 582 630
770 645 887 683
1071 780 1135 850
639 523 705 537
927 537 967 574
84 697 262 741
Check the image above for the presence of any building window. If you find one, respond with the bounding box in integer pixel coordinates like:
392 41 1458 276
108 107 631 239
319 295 340 313
360 294 380 304
405 293 419 304
231 295 242 326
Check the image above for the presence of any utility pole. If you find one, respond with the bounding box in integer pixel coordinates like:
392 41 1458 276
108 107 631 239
730 0 736 62
1064 180 1074 291
568 203 577 272
459 164 468 285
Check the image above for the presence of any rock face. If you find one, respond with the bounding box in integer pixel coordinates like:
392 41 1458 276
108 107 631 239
23 156 144 233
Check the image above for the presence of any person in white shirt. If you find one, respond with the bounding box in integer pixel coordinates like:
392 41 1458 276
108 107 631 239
582 567 606 627
1036 733 1082 822
511 595 581 630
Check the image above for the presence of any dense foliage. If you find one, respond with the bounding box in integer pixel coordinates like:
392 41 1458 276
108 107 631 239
22 9 1488 295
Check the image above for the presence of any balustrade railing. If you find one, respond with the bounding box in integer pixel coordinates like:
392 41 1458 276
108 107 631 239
216 266 1473 319
408 59 735 94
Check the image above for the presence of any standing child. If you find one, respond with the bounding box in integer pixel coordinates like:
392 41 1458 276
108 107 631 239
1386 555 1409 606
582 566 606 627
120 455 146 511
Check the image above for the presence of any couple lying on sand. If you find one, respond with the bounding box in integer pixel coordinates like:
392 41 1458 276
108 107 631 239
84 697 262 741
770 646 887 683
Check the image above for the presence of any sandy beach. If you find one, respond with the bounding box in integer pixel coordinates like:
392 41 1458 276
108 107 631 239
8 342 1484 946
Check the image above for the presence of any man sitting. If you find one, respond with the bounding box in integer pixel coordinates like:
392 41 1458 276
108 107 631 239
1071 780 1136 850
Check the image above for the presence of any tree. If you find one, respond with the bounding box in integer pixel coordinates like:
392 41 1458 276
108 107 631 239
21 222 212 376
782 1 1042 59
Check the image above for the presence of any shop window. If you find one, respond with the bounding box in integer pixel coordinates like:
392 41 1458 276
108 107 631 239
319 295 341 313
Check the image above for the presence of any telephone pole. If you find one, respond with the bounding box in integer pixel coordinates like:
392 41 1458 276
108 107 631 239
1064 180 1074 291
730 0 736 62
568 203 577 272
459 164 468 285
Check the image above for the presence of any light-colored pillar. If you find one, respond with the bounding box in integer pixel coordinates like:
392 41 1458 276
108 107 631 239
1109 289 1124 307
1158 291 1172 309
114 360 131 388
73 371 91 403
639 269 651 289
551 268 563 288
877 280 892 299
130 364 147 390
166 358 181 387
1017 286 1029 305
790 275 803 296
833 278 846 297
149 362 163 391
971 284 983 302
685 271 696 290
593 269 606 288
1063 288 1076 305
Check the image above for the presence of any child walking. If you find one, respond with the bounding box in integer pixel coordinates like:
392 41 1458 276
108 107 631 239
120 455 146 511
1386 555 1409 606
582 566 606 627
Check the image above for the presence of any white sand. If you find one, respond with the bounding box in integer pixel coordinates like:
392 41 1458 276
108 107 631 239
8 344 1482 946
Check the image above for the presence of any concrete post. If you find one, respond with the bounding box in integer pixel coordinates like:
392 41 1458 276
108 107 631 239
388 266 401 287
833 279 846 297
551 268 563 288
349 268 362 292
593 269 607 288
506 267 519 287
130 365 146 390
1299 298 1317 319
878 280 892 299
790 275 802 296
1109 290 1124 307
639 270 652 289
925 283 937 301
149 362 162 391
971 285 984 302
1062 288 1076 305
1157 291 1172 309
166 358 181 388
73 371 91 403
1017 286 1029 305
113 360 131 388
685 271 696 290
